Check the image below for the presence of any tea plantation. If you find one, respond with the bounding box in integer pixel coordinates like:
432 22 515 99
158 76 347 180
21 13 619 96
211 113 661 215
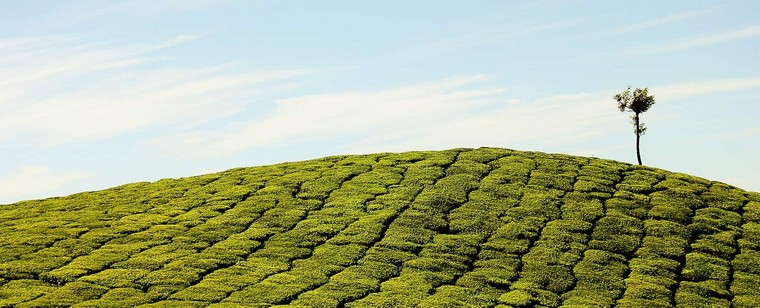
1 148 759 307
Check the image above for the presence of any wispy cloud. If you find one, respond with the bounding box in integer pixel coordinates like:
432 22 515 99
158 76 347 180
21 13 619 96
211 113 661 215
347 90 619 154
0 35 310 146
0 35 198 90
652 77 760 101
381 19 576 64
151 75 760 159
613 10 708 34
630 25 760 55
151 75 507 156
346 77 760 168
24 0 229 32
419 20 576 52
0 166 86 204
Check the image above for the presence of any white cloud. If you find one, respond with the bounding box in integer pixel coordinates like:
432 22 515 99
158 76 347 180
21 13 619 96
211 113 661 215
151 75 507 156
151 75 760 159
24 0 228 32
386 20 576 63
0 166 85 204
0 35 311 146
421 21 576 51
0 35 195 91
343 90 616 153
613 10 708 34
652 77 760 101
631 25 760 55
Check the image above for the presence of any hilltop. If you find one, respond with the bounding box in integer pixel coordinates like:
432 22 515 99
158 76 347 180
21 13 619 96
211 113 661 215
1 148 758 307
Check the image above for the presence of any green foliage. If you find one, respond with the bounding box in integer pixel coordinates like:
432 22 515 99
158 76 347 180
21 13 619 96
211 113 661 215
614 86 656 164
79 268 149 288
744 201 760 223
0 279 57 307
588 213 643 256
73 287 151 308
18 281 109 307
560 192 604 222
607 190 651 219
0 147 757 307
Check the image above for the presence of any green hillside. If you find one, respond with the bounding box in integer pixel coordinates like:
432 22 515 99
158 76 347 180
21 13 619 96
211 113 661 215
1 148 758 308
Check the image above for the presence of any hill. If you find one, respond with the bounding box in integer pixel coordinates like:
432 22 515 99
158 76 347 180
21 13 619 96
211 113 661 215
1 147 759 307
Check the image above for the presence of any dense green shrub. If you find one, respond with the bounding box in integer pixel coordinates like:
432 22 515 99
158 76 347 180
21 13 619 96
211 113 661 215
74 287 151 308
588 213 643 256
648 189 701 224
560 192 604 222
18 281 108 307
0 148 757 307
0 279 57 307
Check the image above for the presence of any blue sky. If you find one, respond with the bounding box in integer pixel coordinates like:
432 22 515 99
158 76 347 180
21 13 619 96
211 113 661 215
1 0 759 204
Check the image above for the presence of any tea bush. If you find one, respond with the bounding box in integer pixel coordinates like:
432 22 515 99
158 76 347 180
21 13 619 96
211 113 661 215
0 148 757 307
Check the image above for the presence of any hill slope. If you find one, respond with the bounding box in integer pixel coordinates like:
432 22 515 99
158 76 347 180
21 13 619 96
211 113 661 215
1 148 759 308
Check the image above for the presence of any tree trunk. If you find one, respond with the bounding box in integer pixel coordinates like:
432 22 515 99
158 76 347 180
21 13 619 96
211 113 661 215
635 113 642 165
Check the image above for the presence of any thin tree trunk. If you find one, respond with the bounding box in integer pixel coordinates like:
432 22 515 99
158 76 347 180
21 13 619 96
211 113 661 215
635 113 642 165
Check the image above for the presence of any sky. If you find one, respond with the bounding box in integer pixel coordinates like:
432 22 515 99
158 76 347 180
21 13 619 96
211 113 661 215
1 0 759 204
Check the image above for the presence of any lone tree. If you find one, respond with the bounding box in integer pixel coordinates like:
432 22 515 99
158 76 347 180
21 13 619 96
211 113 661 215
614 86 656 165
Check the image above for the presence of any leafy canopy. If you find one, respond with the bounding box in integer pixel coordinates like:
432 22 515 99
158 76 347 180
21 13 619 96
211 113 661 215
614 86 655 135
614 86 655 114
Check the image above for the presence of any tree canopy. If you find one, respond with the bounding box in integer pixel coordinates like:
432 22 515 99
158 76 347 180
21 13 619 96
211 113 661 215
614 86 655 165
